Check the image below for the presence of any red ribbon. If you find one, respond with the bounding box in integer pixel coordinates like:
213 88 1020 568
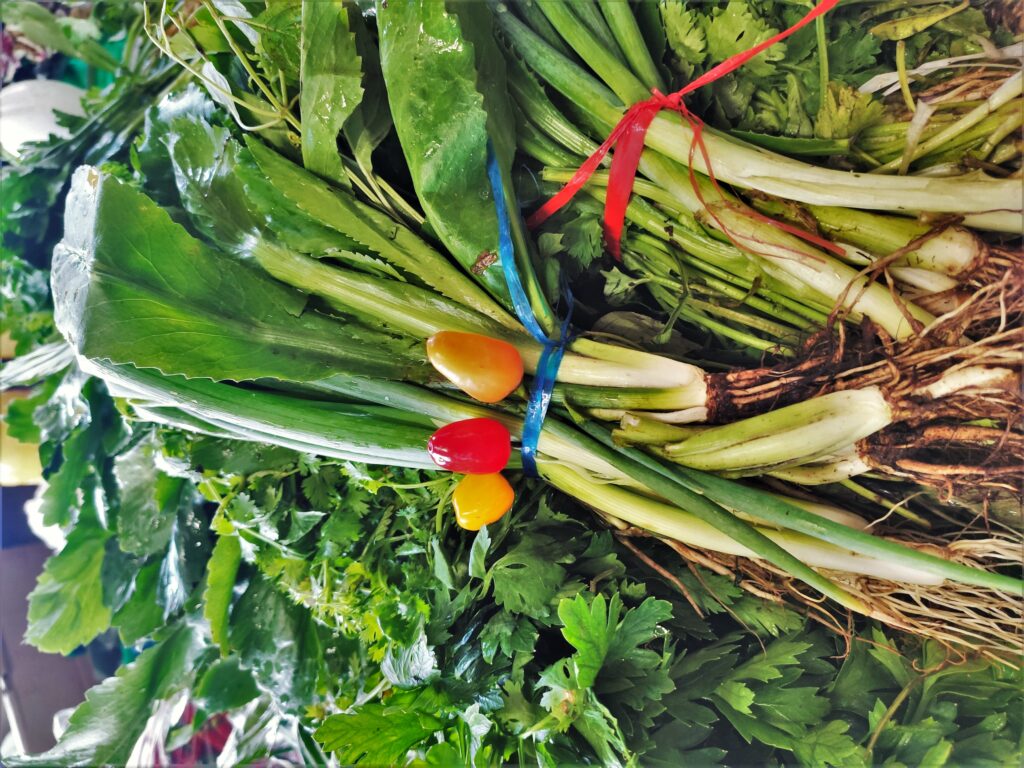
527 0 844 261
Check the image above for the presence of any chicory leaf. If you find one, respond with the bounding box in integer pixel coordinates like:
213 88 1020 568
377 0 512 306
52 167 425 384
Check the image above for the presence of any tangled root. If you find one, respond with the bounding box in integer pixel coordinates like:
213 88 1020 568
705 258 1024 502
619 527 1023 666
986 0 1024 34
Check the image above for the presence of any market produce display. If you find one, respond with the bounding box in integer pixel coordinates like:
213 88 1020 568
1 1 1021 766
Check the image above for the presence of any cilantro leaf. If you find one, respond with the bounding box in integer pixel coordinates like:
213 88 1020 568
729 638 812 683
816 83 885 140
480 612 539 665
830 20 884 83
490 535 566 619
661 1 707 75
560 209 605 273
703 1 786 79
793 720 866 767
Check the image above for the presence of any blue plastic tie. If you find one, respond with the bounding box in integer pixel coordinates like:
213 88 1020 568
486 142 572 477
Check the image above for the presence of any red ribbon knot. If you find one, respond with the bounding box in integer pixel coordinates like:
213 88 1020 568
526 0 843 262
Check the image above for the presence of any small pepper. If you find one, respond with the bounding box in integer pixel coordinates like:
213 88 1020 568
452 473 514 531
426 331 523 403
427 418 511 474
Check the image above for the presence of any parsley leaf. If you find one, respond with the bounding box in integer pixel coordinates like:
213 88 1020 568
24 483 111 654
315 705 444 765
489 535 566 619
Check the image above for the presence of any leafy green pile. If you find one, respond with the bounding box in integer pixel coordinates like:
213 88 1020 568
8 409 1022 767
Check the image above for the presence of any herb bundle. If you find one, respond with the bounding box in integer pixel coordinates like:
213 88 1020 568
1 2 1022 766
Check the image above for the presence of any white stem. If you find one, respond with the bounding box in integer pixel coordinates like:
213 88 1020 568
897 228 986 278
640 406 710 424
890 267 960 293
769 455 872 485
766 494 870 531
543 463 943 585
919 366 1016 398
644 112 1024 232
665 388 893 473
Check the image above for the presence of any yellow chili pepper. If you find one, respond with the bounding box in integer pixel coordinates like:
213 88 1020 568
452 473 515 531
426 331 523 403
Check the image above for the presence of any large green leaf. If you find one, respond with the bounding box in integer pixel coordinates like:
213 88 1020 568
377 0 512 306
24 481 111 654
143 99 367 261
51 167 424 384
229 574 324 712
3 621 207 767
299 0 362 187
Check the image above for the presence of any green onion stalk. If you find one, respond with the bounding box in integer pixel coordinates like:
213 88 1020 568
47 163 1023 657
133 107 923 480
137 1 1016 491
517 171 1023 496
493 1 1020 307
493 2 1022 494
246 144 1014 490
535 166 1001 323
493 1 1022 233
149 88 1023 501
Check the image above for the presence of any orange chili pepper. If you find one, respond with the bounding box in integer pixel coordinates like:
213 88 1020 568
452 473 514 531
426 331 523 403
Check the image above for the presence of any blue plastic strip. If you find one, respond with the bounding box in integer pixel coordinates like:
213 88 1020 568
519 303 573 474
486 142 572 477
487 146 548 343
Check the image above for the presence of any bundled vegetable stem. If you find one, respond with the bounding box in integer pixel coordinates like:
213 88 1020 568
50 152 1023 657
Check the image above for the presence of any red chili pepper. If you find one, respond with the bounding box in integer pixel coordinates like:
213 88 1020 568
426 331 524 403
452 473 514 531
427 418 511 474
